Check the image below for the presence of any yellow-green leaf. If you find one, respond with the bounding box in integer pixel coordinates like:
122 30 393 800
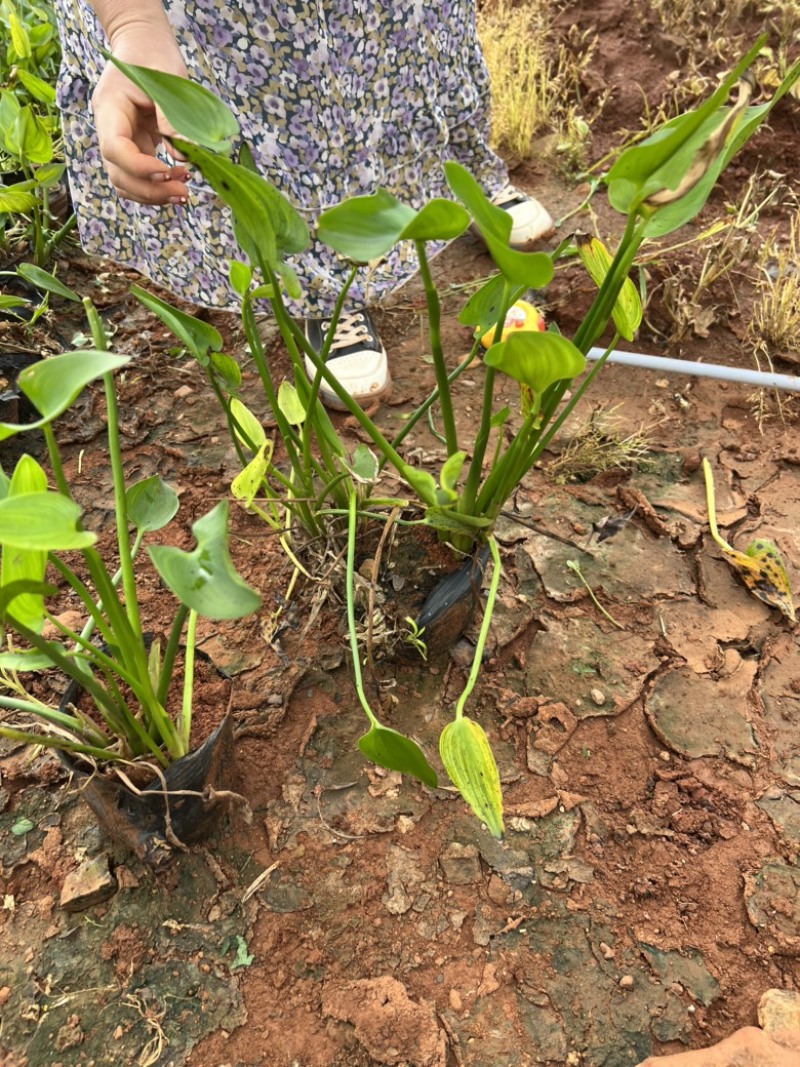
576 234 642 341
439 717 504 838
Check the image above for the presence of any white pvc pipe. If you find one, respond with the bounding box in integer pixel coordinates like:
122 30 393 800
586 346 800 392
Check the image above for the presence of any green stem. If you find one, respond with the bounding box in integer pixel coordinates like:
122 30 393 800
83 297 142 639
454 535 502 720
702 457 731 552
178 609 197 752
43 423 70 497
0 694 108 743
346 491 380 728
388 344 479 454
157 602 190 708
415 240 458 455
0 726 119 763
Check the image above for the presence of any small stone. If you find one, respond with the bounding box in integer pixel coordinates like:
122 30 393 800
619 975 635 990
439 842 482 885
449 910 467 931
59 855 117 913
173 384 194 399
486 874 510 905
658 750 671 762
655 378 669 388
449 989 463 1012
395 815 416 835
758 988 800 1036
590 688 606 707
266 694 283 706
599 941 615 959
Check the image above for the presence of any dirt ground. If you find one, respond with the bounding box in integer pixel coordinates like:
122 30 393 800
1 3 799 1066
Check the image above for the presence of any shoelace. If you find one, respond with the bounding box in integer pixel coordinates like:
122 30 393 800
320 311 373 351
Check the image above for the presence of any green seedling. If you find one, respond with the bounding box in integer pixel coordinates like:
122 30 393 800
702 457 795 622
566 559 624 630
0 299 260 766
109 42 797 829
402 616 429 662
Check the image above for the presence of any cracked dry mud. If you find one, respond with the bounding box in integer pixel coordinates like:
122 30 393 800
2 3 800 1065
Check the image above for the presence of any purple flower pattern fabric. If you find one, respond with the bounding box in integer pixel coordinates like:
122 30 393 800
52 1 508 315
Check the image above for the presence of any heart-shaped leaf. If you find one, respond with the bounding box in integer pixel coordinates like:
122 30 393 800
0 351 130 442
126 476 179 533
399 198 471 241
483 235 554 289
439 716 504 838
148 500 261 620
445 161 511 241
484 330 585 392
358 723 438 788
317 189 416 262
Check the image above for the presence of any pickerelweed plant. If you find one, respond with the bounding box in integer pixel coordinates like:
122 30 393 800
114 39 797 835
0 298 261 768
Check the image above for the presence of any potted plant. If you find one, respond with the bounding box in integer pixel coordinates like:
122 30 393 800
104 40 797 835
0 298 261 866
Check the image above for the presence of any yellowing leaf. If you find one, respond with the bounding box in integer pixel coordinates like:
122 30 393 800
439 717 504 838
576 234 642 341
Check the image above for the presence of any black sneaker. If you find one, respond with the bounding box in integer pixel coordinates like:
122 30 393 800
304 309 391 410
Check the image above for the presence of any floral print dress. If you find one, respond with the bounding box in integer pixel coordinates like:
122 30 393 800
52 1 508 316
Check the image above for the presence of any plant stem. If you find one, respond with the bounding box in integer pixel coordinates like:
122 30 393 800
454 535 502 720
0 725 121 763
389 344 479 454
178 609 197 752
566 560 624 629
415 241 458 455
83 298 142 639
346 491 380 728
158 602 189 708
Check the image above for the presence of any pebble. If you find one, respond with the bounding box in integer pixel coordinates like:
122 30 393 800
619 975 635 990
658 750 671 762
599 941 615 959
173 384 194 399
590 688 606 707
758 988 800 1035
60 854 117 913
449 989 463 1012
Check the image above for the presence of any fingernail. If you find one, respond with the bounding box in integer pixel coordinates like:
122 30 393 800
150 172 168 182
169 195 189 205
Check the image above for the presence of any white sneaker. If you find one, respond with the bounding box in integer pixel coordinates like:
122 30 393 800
490 182 555 250
304 309 391 410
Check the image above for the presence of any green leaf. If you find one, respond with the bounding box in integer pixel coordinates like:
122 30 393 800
0 351 129 443
16 263 80 302
148 500 261 620
231 441 273 508
348 444 379 484
439 717 504 838
484 235 554 289
106 56 240 152
5 105 52 164
229 397 266 451
402 467 438 507
422 507 492 535
458 274 512 332
575 234 642 341
15 68 56 105
229 260 252 297
126 476 179 533
11 818 35 837
0 646 66 671
131 285 222 365
444 161 511 241
606 39 764 214
209 352 242 391
399 198 471 241
317 189 416 262
484 330 585 392
170 137 309 272
0 295 30 312
358 724 438 788
0 492 96 550
0 456 48 630
33 162 66 188
0 183 37 214
277 380 306 425
229 935 254 971
437 451 467 504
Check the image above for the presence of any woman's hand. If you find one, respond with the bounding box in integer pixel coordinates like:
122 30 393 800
91 24 191 205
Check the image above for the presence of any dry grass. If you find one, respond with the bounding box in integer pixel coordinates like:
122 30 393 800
750 210 800 359
476 1 599 171
548 406 656 484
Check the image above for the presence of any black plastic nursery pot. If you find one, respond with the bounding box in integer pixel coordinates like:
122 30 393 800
62 715 235 869
0 350 39 422
413 544 490 655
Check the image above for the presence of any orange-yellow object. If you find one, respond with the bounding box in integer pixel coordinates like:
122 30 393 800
480 300 545 348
